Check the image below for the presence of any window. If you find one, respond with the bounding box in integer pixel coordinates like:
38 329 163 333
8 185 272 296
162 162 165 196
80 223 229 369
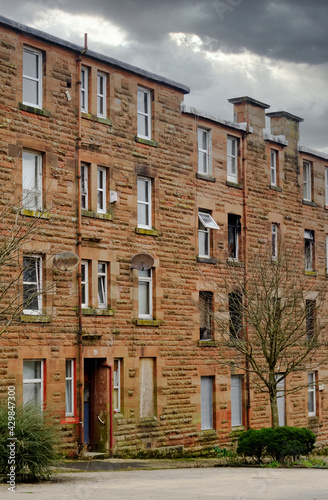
197 128 210 175
138 269 152 319
97 72 106 118
81 67 88 113
81 261 89 308
65 360 74 417
303 161 312 201
325 167 328 206
98 262 107 308
23 47 42 108
308 372 316 417
137 177 152 229
270 149 277 186
201 376 214 430
227 136 238 182
114 359 122 413
272 223 279 260
198 211 220 258
81 164 89 210
199 291 213 340
23 256 42 315
229 292 242 338
231 376 242 427
228 214 241 260
276 375 285 426
23 360 43 406
22 151 42 211
305 300 316 340
97 167 107 213
304 230 314 271
137 87 151 139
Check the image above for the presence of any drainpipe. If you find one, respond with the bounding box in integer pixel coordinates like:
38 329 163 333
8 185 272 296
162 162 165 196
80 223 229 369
103 364 113 455
242 118 251 429
76 34 88 451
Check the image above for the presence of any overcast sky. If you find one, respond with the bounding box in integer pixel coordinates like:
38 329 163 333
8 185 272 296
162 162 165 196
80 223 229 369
1 0 327 152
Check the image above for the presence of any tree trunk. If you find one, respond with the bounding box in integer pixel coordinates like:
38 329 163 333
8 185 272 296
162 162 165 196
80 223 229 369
269 372 279 429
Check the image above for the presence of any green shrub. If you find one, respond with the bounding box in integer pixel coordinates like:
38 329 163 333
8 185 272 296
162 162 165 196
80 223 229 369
237 426 316 463
0 403 60 482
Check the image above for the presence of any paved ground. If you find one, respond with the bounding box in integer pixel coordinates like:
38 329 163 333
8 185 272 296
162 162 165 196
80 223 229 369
1 461 328 500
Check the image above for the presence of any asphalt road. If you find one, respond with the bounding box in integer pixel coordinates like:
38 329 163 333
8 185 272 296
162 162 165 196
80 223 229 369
1 467 328 500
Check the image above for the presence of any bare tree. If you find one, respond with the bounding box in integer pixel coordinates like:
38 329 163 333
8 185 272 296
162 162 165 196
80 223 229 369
203 245 328 428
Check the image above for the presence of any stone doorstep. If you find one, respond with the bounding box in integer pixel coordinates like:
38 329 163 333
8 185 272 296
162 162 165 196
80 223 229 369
83 451 106 460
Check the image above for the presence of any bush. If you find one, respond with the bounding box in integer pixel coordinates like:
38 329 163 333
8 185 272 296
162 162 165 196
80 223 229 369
237 426 316 463
0 403 60 482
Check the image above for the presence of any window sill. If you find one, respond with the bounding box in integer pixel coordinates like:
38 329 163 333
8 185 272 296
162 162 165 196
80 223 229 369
304 271 317 277
135 227 159 237
227 259 244 267
226 180 243 190
81 307 115 316
198 340 217 347
20 314 51 323
138 416 158 427
269 184 282 192
81 209 112 221
135 319 161 327
302 199 317 207
197 256 217 265
114 412 124 419
60 417 79 425
199 429 217 440
20 208 50 219
19 102 50 117
135 136 159 148
196 173 216 183
81 112 112 126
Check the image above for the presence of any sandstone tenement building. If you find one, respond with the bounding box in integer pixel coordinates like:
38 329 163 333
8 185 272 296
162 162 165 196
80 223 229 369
0 15 328 455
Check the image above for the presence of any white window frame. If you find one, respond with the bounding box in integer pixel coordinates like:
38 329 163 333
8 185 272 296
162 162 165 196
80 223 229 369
65 359 74 417
97 72 106 118
304 230 314 271
97 261 107 309
227 136 238 183
81 66 88 113
272 223 278 260
81 261 89 308
114 359 121 413
23 360 44 407
23 47 42 108
231 375 242 427
198 211 220 258
137 87 151 140
201 376 214 430
197 128 211 175
22 151 42 211
325 167 328 206
137 177 152 229
138 269 152 319
23 255 42 315
97 167 107 213
271 149 277 186
303 161 312 201
81 164 88 210
308 372 316 417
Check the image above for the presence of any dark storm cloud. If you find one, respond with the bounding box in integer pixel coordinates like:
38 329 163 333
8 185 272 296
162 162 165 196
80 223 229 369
4 0 327 64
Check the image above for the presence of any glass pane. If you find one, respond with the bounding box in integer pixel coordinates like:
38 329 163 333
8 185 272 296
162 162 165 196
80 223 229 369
23 360 41 379
23 153 38 190
138 90 147 113
66 379 73 414
138 114 148 137
114 389 119 411
98 276 105 304
198 151 207 173
227 138 235 156
138 281 150 315
97 96 103 115
23 284 39 310
231 376 242 426
24 51 39 78
23 382 42 406
227 156 236 175
201 377 213 430
138 204 149 226
98 263 106 274
97 75 103 94
138 179 148 203
66 360 72 378
97 190 104 210
23 257 37 283
199 231 208 256
23 79 38 105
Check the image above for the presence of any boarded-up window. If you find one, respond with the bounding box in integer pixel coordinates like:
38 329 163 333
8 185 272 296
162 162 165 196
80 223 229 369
140 358 155 418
